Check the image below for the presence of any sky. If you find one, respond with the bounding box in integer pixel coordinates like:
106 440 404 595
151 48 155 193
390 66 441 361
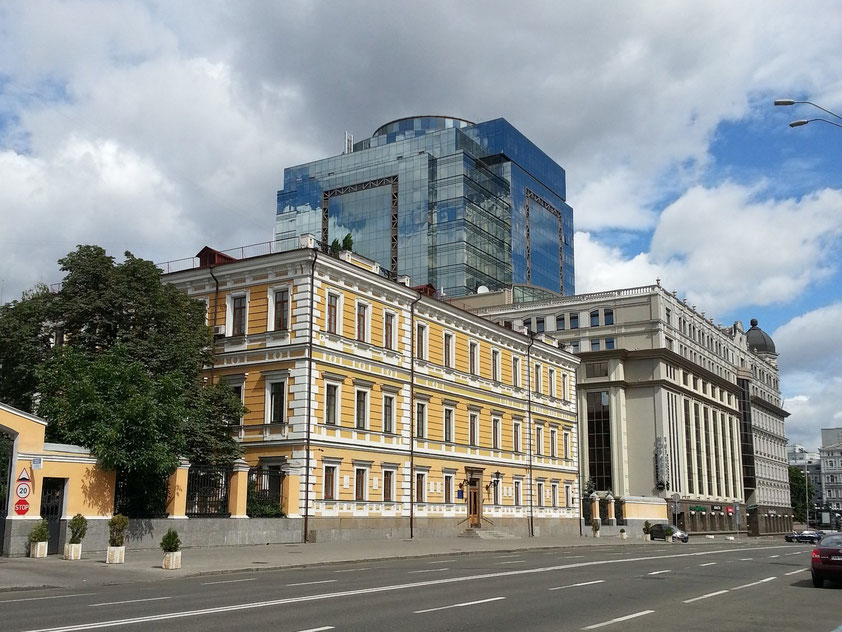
0 1 840 450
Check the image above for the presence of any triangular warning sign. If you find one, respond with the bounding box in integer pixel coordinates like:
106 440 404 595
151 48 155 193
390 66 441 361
17 468 31 482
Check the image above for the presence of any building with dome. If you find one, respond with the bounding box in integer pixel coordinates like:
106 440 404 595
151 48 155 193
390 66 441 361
455 283 793 536
274 116 574 298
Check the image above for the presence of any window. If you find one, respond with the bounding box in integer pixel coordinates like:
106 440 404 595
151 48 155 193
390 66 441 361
355 389 368 430
585 362 609 378
604 337 615 350
587 391 612 491
512 356 521 387
325 383 338 425
535 425 544 455
469 341 479 375
513 421 522 452
604 309 614 326
563 430 571 460
444 407 454 443
665 308 671 326
383 470 394 502
416 472 426 503
469 412 479 446
570 313 579 329
356 302 368 342
564 483 572 507
535 316 545 334
514 480 522 506
382 394 394 434
561 373 568 400
492 477 500 505
327 293 339 334
273 288 289 331
416 401 426 438
537 481 544 506
416 323 427 360
384 312 395 350
492 417 501 450
355 468 367 501
571 340 580 353
551 483 559 508
268 381 285 425
444 475 453 504
534 363 542 394
324 465 337 500
550 428 558 458
590 339 600 351
491 349 500 381
443 332 454 368
555 313 565 330
590 310 600 327
232 296 247 336
548 368 556 397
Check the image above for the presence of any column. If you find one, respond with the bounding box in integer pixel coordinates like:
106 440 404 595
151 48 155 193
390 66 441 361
228 458 250 519
166 458 191 519
606 493 616 526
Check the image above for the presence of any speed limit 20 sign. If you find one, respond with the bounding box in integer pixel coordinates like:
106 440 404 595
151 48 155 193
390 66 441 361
16 481 31 499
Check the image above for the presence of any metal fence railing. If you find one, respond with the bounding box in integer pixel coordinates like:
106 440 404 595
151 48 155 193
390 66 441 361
113 471 169 518
247 467 285 517
186 466 231 517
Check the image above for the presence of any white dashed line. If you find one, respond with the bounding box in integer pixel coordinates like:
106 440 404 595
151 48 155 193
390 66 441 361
202 578 257 585
494 554 521 558
768 555 780 558
408 568 449 574
648 570 671 575
286 580 338 587
495 560 525 565
582 610 655 629
427 559 454 564
785 569 807 576
414 596 505 614
90 597 172 607
549 580 605 591
731 577 776 590
0 594 94 604
333 568 371 573
699 562 717 567
683 590 730 604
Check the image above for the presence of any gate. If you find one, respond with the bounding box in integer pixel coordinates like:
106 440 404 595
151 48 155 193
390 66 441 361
39 478 65 555
186 466 231 517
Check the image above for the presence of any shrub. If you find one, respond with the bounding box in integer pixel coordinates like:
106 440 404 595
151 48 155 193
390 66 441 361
29 520 49 543
108 514 129 547
619 528 626 534
591 518 600 532
665 525 675 537
642 520 651 535
160 528 181 553
68 514 88 544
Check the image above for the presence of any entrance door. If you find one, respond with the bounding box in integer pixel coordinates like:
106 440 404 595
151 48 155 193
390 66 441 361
39 478 65 555
468 479 480 527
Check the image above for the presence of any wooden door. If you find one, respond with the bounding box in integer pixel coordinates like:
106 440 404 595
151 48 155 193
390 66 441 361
468 480 480 527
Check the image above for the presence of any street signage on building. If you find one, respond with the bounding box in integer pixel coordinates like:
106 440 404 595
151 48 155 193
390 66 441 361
15 481 31 499
727 506 735 515
14 499 29 515
17 467 31 482
712 505 723 511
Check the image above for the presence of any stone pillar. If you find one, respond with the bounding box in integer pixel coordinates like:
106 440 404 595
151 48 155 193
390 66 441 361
282 474 301 518
606 493 616 526
166 458 191 519
228 458 250 519
589 492 599 524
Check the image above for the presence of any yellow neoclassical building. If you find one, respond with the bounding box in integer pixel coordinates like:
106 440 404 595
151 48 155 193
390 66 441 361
163 236 580 540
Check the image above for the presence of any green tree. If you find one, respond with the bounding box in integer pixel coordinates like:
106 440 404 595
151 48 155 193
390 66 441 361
341 232 353 252
788 465 815 523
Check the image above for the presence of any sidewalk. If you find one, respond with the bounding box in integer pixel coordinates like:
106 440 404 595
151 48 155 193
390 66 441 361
0 533 766 593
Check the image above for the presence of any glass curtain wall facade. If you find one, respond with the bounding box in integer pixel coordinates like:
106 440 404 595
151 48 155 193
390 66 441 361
275 116 574 298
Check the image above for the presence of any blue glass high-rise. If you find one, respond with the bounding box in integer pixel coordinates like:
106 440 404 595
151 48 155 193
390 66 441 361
275 116 574 297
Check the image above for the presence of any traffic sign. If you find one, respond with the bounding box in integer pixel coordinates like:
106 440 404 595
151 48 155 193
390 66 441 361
17 468 31 482
15 481 31 499
14 499 29 515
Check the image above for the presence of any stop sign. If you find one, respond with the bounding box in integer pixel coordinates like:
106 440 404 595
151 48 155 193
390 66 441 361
14 499 29 515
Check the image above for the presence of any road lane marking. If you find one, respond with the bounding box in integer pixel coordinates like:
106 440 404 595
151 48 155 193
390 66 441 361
427 559 454 564
582 610 655 629
286 580 338 587
495 554 521 558
408 568 449 574
414 596 505 614
549 580 605 591
333 568 371 573
699 562 717 567
785 552 803 556
18 545 797 632
495 560 525 564
296 628 334 632
785 569 807 576
0 593 95 604
90 597 172 607
739 558 753 561
731 577 776 590
648 570 671 575
202 578 257 585
683 590 729 603
768 555 780 558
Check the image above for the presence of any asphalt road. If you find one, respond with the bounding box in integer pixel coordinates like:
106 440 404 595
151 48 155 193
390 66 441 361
1 542 838 632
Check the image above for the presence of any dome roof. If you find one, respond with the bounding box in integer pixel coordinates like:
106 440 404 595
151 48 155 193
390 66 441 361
745 318 776 354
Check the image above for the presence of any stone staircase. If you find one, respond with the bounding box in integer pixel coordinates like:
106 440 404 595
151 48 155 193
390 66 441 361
459 527 520 540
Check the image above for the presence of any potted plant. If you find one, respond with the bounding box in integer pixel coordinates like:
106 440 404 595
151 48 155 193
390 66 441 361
160 528 181 570
29 520 49 558
64 514 87 560
665 525 675 543
107 514 129 564
642 520 651 542
619 527 628 540
591 518 601 538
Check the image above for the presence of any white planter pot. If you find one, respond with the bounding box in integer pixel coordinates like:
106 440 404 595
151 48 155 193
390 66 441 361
106 546 125 564
30 541 48 558
592 531 600 538
666 535 673 543
163 551 182 570
643 533 651 541
620 532 628 540
64 543 82 560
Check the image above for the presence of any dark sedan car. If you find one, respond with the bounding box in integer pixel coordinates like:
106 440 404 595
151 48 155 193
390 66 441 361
649 524 689 542
812 533 842 587
798 530 823 544
784 531 799 542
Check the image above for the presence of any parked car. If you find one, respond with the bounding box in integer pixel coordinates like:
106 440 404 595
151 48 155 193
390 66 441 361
649 524 689 543
811 533 842 587
797 530 823 544
784 531 799 542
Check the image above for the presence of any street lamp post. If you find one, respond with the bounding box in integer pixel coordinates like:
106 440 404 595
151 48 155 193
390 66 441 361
775 98 842 129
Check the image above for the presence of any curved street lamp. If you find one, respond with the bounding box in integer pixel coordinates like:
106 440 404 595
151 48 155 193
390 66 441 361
775 98 842 129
